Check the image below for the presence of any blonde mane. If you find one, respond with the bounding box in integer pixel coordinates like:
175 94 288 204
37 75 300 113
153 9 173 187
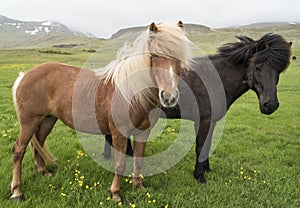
95 22 192 109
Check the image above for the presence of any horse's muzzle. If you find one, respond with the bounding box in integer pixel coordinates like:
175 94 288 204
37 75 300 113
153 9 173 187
159 90 179 108
260 101 279 115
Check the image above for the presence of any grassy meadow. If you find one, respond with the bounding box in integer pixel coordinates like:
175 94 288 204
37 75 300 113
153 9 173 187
0 31 300 208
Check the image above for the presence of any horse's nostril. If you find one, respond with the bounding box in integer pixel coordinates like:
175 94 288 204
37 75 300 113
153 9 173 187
171 97 176 103
263 102 269 109
262 101 279 114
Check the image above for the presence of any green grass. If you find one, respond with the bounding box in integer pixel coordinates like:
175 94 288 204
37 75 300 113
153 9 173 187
0 35 300 208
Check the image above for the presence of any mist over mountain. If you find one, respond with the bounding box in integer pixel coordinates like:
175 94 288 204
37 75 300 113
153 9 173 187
0 15 299 49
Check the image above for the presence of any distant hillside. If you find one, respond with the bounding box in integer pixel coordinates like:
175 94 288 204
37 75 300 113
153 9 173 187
0 15 92 37
234 21 300 28
110 23 212 39
1 15 299 50
0 15 101 49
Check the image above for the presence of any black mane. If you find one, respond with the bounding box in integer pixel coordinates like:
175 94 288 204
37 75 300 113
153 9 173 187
217 35 256 65
252 33 291 72
217 33 291 71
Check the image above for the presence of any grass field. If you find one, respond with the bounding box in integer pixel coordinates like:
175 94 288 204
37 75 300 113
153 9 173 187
0 33 299 208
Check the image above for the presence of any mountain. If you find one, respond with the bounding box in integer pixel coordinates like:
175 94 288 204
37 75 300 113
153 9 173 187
1 15 299 49
233 21 300 28
110 23 212 39
0 15 95 37
0 15 99 48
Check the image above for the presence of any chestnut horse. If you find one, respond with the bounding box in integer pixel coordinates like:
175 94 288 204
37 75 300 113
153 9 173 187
104 33 291 184
9 21 192 202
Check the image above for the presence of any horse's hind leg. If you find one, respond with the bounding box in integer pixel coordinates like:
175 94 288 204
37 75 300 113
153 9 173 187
103 135 112 159
33 117 57 176
10 120 42 201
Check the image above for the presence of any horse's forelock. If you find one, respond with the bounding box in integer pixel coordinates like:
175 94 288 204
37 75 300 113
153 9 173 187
150 22 192 69
218 33 291 71
252 33 291 71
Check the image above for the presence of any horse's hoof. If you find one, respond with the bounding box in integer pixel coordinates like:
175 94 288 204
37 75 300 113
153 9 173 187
43 171 52 177
111 195 122 202
107 188 121 202
194 173 207 184
36 167 53 177
133 183 145 190
198 177 207 184
204 167 211 173
10 194 24 202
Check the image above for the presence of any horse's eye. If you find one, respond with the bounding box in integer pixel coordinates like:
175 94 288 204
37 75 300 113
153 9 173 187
255 66 261 72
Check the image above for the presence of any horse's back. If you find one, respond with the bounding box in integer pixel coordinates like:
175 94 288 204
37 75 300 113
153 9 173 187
15 63 82 124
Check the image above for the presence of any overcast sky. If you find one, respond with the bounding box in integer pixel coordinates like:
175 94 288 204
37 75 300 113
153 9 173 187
1 0 299 38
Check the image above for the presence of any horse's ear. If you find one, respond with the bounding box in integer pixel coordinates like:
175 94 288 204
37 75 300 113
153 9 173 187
177 20 183 29
149 22 158 33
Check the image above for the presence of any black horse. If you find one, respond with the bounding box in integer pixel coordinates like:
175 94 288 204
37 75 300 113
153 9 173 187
104 33 291 184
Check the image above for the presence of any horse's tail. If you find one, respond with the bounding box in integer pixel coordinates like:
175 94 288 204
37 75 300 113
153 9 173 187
30 135 57 166
12 72 25 119
12 72 57 166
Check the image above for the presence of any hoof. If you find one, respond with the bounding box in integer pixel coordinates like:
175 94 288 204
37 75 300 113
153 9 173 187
204 167 211 173
133 183 145 190
36 167 53 177
107 188 121 202
10 194 24 202
43 171 53 177
111 195 122 202
198 177 207 184
194 173 207 184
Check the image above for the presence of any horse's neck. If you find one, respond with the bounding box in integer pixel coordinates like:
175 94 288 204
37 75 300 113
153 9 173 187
211 55 250 108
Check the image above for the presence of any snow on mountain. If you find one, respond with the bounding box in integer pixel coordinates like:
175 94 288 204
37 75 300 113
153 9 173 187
0 15 94 37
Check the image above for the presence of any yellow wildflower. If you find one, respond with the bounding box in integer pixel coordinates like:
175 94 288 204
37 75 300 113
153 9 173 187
78 181 83 187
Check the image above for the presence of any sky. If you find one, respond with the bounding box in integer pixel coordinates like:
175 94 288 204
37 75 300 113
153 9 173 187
1 0 300 38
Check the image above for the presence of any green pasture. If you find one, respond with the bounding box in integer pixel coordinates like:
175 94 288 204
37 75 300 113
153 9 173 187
0 35 299 208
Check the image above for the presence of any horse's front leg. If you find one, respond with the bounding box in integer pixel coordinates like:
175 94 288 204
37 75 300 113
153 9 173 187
109 133 128 202
194 118 215 184
132 130 150 188
132 139 147 188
